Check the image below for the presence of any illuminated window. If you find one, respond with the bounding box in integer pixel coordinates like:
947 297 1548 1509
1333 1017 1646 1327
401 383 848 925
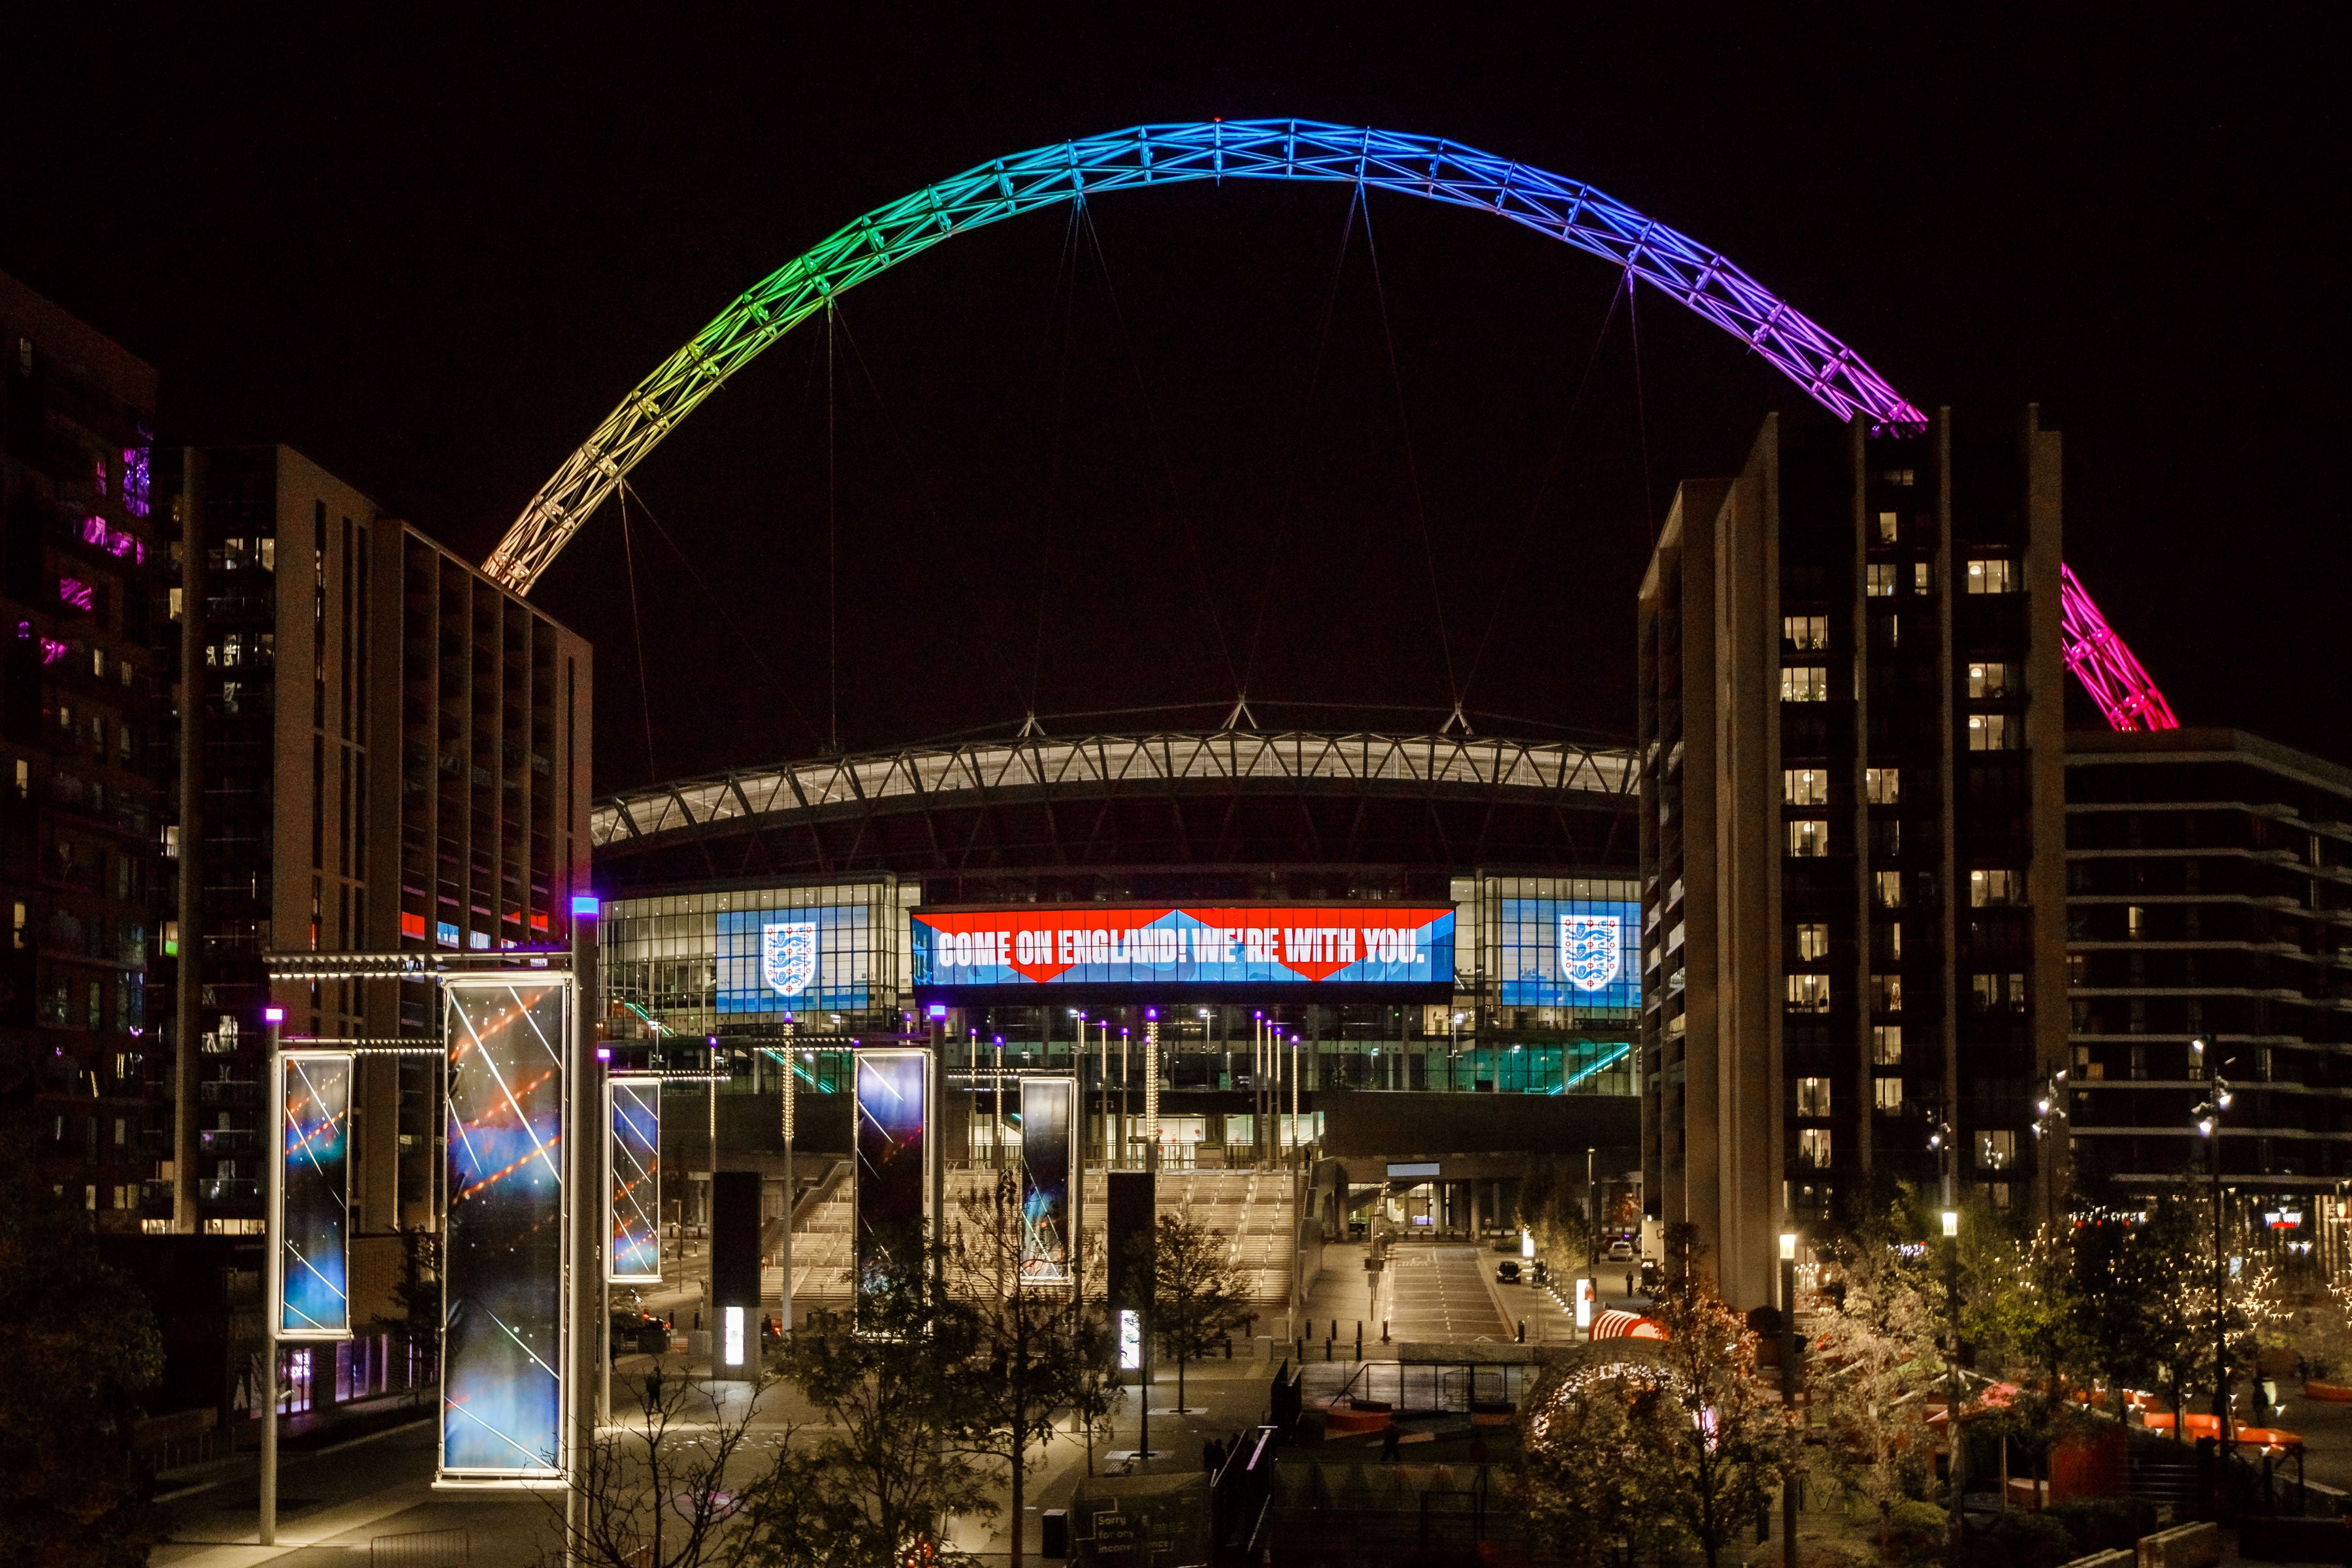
1872 1024 1903 1066
1865 768 1900 805
2126 904 2146 938
1798 1128 1833 1168
1786 973 1831 1013
10 902 22 949
1971 973 2027 1011
1796 923 1829 960
1797 1077 1832 1116
1783 615 1828 651
1783 768 1828 806
1786 819 1829 858
1874 870 1904 909
1978 1129 2016 1169
1967 559 2016 594
1866 563 1897 596
89 648 104 678
1875 1076 1904 1113
1781 666 1828 702
1876 511 1899 543
1968 662 2012 698
1970 869 2022 907
1880 922 1902 962
1967 713 2017 751
1872 974 1903 1013
11 759 23 797
1914 562 1932 594
1880 468 1916 487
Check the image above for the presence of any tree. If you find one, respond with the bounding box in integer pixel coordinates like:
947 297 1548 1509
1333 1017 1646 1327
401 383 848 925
0 1115 163 1568
1812 1228 1941 1555
1642 1225 1797 1568
1516 1362 1679 1568
540 1364 768 1568
372 1222 440 1407
1145 1211 1249 1412
740 1252 994 1566
943 1169 1110 1568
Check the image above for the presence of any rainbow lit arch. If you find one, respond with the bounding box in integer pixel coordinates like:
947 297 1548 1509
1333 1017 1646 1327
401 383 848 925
483 120 2172 730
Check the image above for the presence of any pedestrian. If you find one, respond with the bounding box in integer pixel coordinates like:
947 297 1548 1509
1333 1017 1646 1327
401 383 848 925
1625 1269 1635 1299
1380 1423 1401 1462
1203 1437 1218 1471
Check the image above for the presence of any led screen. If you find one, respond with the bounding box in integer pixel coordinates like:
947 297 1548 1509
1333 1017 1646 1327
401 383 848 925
443 980 568 1480
608 1079 661 1284
1020 1077 1075 1287
913 904 1453 990
276 1051 351 1339
715 904 872 1014
1497 898 1641 1011
853 1049 928 1298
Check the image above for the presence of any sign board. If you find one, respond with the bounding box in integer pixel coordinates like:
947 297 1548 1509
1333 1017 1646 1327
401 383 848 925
607 1079 661 1283
1020 1076 1078 1288
913 902 1454 996
441 978 570 1482
853 1049 931 1300
274 1051 352 1339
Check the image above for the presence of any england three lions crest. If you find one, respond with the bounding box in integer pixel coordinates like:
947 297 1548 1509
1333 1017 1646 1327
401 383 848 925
762 922 819 998
1559 914 1622 993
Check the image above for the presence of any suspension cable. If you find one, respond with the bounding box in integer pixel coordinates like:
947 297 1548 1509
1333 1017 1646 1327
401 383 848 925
616 482 659 782
1075 201 1241 700
1241 184 1362 695
1357 189 1460 706
1456 274 1628 706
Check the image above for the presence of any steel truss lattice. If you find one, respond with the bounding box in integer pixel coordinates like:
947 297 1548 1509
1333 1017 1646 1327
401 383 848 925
483 118 2174 730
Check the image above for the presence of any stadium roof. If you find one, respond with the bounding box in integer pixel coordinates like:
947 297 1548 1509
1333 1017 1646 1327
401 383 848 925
592 730 1638 851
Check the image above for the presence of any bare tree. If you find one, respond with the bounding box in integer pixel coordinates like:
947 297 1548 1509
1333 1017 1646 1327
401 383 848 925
739 1253 994 1567
1145 1211 1249 1413
538 1363 769 1568
943 1169 1109 1568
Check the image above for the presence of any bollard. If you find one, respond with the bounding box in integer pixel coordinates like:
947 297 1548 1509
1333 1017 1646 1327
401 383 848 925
1355 1323 1363 1360
1516 1320 1526 1343
1324 1336 1333 1363
1224 1336 1232 1361
1382 1318 1390 1345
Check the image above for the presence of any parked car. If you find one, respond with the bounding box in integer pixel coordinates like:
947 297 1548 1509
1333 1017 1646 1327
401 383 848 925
1606 1237 1636 1262
612 1309 671 1357
1495 1260 1522 1284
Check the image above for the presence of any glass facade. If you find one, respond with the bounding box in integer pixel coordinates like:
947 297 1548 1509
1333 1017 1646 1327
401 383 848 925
604 880 917 1036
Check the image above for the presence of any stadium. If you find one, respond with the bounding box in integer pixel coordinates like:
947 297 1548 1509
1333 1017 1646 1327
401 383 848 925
589 713 1650 1289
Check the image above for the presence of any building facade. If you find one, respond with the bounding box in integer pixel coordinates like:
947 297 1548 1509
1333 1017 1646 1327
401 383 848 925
587 728 1647 1231
0 272 167 1232
1638 409 2070 1307
162 446 593 1243
2065 728 2352 1215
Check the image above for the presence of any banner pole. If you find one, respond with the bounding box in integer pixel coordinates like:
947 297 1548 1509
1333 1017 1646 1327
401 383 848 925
260 1005 284 1545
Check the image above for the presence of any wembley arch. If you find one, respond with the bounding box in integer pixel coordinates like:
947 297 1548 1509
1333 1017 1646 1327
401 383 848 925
481 119 2174 730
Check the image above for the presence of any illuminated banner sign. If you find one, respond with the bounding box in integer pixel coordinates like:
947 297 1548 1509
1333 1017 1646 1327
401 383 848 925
912 904 1454 992
442 979 569 1482
716 905 872 1014
853 1049 931 1300
274 1051 352 1339
608 1079 661 1284
1020 1077 1077 1288
1497 898 1640 1011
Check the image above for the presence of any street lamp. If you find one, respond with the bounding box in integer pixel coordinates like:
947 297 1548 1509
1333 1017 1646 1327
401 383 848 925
2191 1036 2234 1466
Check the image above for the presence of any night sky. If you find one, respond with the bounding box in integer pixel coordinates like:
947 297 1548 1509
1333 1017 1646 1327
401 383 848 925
2 10 2339 792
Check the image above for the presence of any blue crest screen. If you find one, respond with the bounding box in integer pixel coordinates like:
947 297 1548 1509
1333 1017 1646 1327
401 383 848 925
715 904 871 1014
1496 898 1641 1011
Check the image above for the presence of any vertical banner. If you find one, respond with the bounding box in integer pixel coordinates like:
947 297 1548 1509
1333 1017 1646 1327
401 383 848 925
852 1049 930 1298
274 1051 353 1339
608 1079 662 1283
442 979 569 1482
1019 1075 1077 1288
1105 1169 1155 1372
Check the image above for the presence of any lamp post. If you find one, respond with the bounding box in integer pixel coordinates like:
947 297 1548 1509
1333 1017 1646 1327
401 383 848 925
2191 1036 2234 1477
1778 1229 1800 1568
2030 1068 2069 1228
259 1004 285 1547
1927 1111 1961 1562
